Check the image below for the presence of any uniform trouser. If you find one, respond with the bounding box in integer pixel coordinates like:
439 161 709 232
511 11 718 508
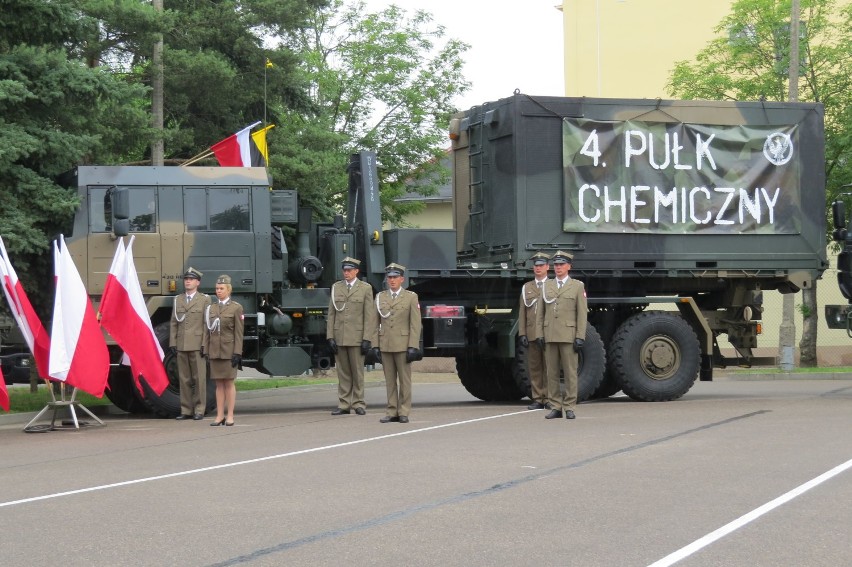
527 340 547 404
382 351 412 417
545 342 578 411
177 350 207 415
336 346 366 410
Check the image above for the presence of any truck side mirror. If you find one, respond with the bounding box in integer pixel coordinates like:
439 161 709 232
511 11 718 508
108 186 130 237
111 186 130 221
113 218 130 237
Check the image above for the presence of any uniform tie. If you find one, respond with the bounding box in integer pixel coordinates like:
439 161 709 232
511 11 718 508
557 280 563 289
186 294 191 303
537 281 543 289
347 282 352 291
392 292 398 300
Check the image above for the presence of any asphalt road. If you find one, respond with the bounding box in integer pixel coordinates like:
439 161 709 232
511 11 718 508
2 377 851 567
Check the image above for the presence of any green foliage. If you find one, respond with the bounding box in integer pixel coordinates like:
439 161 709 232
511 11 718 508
283 0 469 224
0 0 150 310
667 0 852 218
152 0 325 159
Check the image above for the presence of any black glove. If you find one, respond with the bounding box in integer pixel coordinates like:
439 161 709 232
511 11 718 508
573 338 585 353
535 337 545 348
169 346 177 356
200 346 206 358
519 335 529 348
406 347 422 363
327 338 338 354
231 354 242 369
370 347 382 364
360 340 372 355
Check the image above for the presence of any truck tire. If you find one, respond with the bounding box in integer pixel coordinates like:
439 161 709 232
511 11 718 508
609 312 700 402
104 365 149 414
456 354 521 401
589 368 622 400
577 324 606 402
511 324 606 402
138 323 217 418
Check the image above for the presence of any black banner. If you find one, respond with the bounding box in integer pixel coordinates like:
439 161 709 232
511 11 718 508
562 119 801 234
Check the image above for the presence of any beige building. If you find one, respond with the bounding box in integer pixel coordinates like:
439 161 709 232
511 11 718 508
561 1 733 98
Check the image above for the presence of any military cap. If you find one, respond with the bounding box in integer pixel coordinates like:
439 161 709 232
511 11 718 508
551 251 574 264
183 267 203 280
216 274 232 285
385 263 406 277
341 257 361 270
529 252 551 266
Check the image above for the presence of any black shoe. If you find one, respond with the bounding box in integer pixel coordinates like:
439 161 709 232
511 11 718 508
331 408 350 415
379 416 399 423
565 410 576 420
545 402 553 410
399 416 409 423
354 408 366 415
175 414 192 420
210 419 224 426
193 414 203 420
527 402 545 410
545 409 563 420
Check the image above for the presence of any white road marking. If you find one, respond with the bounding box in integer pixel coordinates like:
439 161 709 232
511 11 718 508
648 456 852 567
0 409 531 509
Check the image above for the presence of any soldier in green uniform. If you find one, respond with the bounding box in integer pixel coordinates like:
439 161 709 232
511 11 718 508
375 263 422 424
204 274 244 426
518 252 550 410
326 257 378 415
170 267 211 420
536 251 588 420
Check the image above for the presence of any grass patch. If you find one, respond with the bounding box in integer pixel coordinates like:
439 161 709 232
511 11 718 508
235 377 336 390
4 385 112 414
727 366 852 374
2 377 336 415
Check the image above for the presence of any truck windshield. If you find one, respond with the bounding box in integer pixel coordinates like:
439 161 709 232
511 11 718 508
89 186 157 233
184 187 251 231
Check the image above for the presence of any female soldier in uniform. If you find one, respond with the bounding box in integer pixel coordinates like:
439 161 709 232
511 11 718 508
204 275 244 426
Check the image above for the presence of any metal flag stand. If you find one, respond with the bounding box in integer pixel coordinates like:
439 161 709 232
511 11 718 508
23 381 106 433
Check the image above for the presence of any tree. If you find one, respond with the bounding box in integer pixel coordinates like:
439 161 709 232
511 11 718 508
0 0 149 308
74 0 327 162
278 0 470 223
667 0 852 366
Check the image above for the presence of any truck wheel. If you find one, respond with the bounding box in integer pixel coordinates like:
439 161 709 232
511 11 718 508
589 367 622 400
105 365 149 414
577 324 606 402
609 312 700 402
456 354 521 401
138 323 217 418
511 341 533 399
511 324 606 402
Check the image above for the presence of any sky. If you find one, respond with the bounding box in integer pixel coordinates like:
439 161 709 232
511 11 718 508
361 0 565 110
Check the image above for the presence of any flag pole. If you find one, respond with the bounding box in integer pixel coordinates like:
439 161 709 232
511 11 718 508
181 150 215 167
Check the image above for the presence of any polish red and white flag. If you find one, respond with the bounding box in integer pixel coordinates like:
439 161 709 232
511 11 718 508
0 367 9 412
210 121 262 167
0 235 51 379
48 236 109 397
100 236 168 396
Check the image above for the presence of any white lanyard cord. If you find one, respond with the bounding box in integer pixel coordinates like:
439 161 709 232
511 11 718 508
205 304 221 332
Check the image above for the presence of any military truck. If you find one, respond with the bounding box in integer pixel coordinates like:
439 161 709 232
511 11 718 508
5 94 828 413
395 94 827 403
